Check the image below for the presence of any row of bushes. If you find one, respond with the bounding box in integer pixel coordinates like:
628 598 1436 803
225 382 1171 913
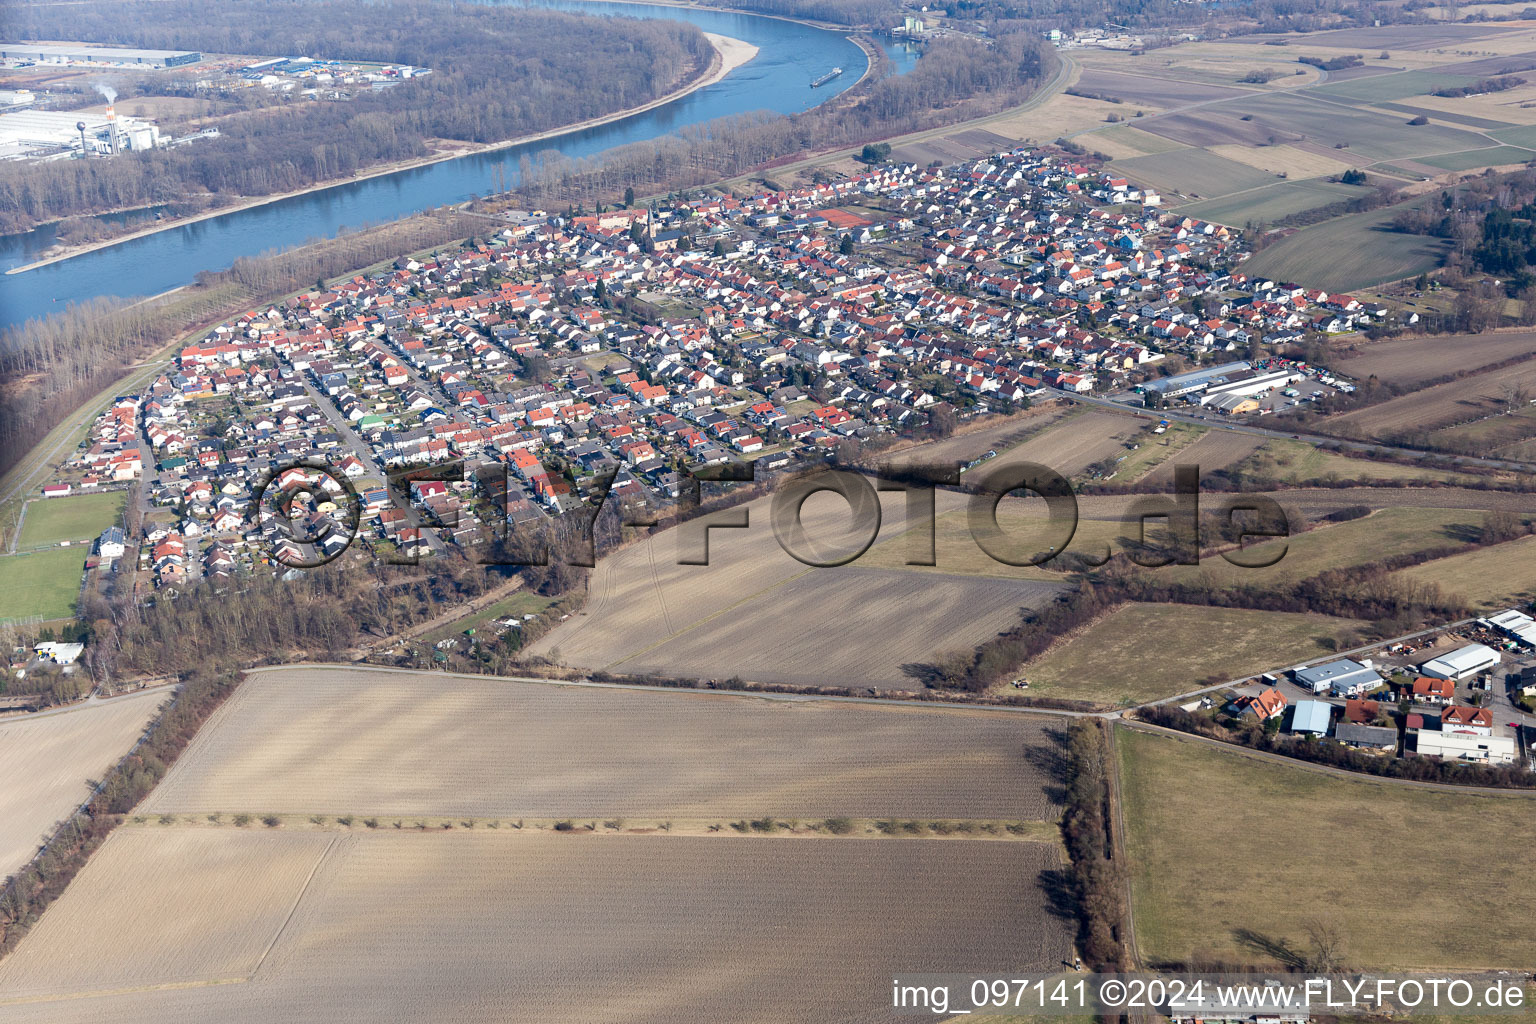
1062 721 1128 969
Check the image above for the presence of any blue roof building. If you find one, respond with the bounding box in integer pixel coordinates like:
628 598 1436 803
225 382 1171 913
1290 700 1333 736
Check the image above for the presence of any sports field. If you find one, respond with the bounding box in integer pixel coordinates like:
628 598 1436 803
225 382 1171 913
1016 604 1364 706
0 548 85 622
1118 727 1536 970
16 492 124 548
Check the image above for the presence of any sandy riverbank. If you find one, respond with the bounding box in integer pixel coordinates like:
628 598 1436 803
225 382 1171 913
6 32 758 277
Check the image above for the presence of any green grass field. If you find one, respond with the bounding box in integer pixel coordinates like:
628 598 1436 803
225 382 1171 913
1490 124 1536 149
1312 70 1474 103
1117 727 1536 970
1158 505 1482 590
1110 149 1280 199
1110 422 1205 481
417 590 557 647
1015 603 1364 706
1243 203 1452 291
1414 146 1536 171
0 548 85 622
1095 125 1188 156
1426 406 1536 452
1393 535 1536 611
17 491 126 548
1237 438 1479 485
1175 178 1371 227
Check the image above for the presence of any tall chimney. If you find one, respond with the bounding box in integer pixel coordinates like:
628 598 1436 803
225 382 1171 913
105 105 118 154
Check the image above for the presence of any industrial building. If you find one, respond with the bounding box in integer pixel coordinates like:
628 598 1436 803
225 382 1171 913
1197 367 1304 406
1292 658 1383 697
1414 729 1517 765
1485 608 1536 648
0 108 159 160
1419 643 1500 681
0 43 202 68
1288 699 1333 736
1139 360 1251 399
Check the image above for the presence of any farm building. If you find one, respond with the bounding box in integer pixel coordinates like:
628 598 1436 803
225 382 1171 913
1293 658 1382 697
1420 643 1500 681
1334 722 1397 752
1486 609 1536 648
1414 729 1517 765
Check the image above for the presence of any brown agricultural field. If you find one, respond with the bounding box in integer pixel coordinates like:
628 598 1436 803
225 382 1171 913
1322 360 1536 437
0 689 164 880
1071 69 1253 106
526 482 1062 688
1138 430 1262 485
0 830 1074 1024
0 828 335 1000
881 403 1073 469
605 565 1061 688
1332 331 1536 387
141 666 1063 821
977 409 1145 479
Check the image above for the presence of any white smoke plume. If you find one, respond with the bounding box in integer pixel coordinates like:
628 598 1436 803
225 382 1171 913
95 83 118 104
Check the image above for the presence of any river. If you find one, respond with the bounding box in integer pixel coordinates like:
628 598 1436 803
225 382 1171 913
0 1 918 327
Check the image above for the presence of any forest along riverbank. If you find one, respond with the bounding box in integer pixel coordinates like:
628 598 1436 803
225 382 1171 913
4 33 759 278
0 2 871 327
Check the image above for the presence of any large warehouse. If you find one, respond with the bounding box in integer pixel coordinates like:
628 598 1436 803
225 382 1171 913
1419 643 1500 681
0 43 202 68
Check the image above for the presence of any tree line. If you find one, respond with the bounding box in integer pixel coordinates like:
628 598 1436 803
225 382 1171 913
1060 720 1129 970
0 0 712 235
